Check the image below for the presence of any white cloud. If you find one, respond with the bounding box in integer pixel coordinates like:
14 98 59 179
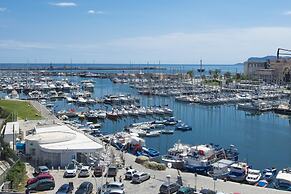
49 2 77 7
0 40 55 50
0 7 7 12
283 11 291 15
87 10 105 15
2 27 291 63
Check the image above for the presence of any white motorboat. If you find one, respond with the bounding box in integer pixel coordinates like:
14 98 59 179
274 168 291 191
246 169 261 184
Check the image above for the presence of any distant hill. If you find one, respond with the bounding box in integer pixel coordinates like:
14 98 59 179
247 56 277 62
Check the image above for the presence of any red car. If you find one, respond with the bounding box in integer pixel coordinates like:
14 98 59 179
27 173 54 186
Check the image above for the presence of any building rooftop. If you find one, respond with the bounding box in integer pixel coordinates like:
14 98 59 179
26 124 103 153
4 122 19 135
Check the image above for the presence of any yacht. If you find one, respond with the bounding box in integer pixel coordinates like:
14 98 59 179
262 168 277 182
274 168 291 191
183 144 225 174
227 162 249 182
207 159 234 179
246 169 261 184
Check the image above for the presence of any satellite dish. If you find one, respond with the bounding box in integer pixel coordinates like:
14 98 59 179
167 163 172 169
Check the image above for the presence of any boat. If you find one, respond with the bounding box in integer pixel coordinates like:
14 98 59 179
225 145 239 161
246 169 261 184
227 162 249 182
142 147 160 157
145 130 161 137
164 117 178 125
183 144 224 174
161 129 174 134
274 168 291 191
262 168 277 182
106 111 118 120
161 141 189 169
274 104 291 115
256 180 268 188
207 159 234 179
175 123 192 131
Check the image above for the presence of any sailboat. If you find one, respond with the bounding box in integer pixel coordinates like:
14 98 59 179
197 59 205 73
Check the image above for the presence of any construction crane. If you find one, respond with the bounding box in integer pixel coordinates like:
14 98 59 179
277 48 291 59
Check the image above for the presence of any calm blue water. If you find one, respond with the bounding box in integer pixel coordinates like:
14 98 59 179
0 63 243 74
51 78 291 171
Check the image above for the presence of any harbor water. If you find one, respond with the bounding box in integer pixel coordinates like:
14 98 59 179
50 77 291 171
0 63 290 171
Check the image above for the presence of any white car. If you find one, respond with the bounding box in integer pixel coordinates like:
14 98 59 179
124 169 137 180
78 166 90 177
132 172 150 183
98 182 124 194
105 189 125 194
64 163 78 177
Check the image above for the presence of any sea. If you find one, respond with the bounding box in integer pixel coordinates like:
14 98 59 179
1 63 291 171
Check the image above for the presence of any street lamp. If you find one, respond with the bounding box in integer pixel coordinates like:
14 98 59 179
213 177 217 192
166 175 171 194
90 169 98 194
194 173 197 190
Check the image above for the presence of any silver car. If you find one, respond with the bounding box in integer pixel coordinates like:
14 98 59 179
105 189 125 194
98 182 124 194
131 172 150 183
124 169 137 180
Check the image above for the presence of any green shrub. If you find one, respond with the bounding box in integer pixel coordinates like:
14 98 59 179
135 156 149 164
6 161 26 190
143 161 166 171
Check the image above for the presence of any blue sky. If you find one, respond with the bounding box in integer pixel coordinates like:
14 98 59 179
1 0 291 64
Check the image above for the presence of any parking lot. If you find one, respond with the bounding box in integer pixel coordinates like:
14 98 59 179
27 165 166 194
26 150 289 194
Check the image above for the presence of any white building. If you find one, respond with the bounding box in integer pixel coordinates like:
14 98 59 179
25 125 103 167
3 122 19 147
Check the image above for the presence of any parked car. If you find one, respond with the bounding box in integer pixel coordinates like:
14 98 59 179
199 189 216 194
78 166 90 177
26 179 55 192
27 173 54 185
34 166 49 175
64 163 78 178
176 186 196 194
132 172 150 184
104 189 125 194
94 165 105 177
56 183 74 194
106 165 118 177
124 169 137 180
159 182 180 194
98 182 124 194
75 182 93 194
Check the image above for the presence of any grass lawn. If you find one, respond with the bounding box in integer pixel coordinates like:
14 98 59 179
0 100 42 120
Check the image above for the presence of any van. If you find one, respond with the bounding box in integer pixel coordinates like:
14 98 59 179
94 165 105 177
107 165 118 177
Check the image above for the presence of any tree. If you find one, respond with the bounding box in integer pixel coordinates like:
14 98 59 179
186 70 193 78
224 72 231 79
213 69 220 79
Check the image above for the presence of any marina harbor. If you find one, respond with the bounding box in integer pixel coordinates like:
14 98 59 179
0 62 291 194
1 1 291 193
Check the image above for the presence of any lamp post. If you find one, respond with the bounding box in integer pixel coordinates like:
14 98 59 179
213 177 217 192
91 169 98 194
194 173 197 190
166 175 171 194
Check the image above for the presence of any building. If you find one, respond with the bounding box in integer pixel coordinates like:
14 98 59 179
25 124 103 168
2 122 19 148
244 56 291 83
